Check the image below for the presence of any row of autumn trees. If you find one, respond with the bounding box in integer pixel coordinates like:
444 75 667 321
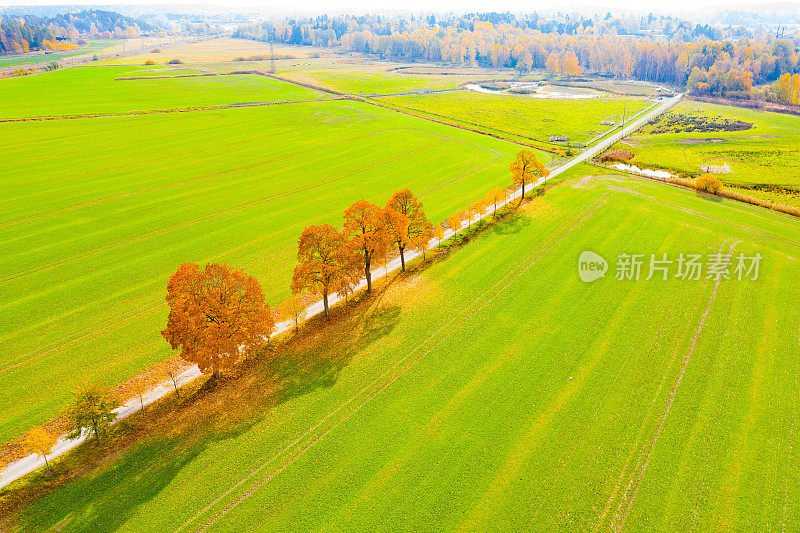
15 151 547 472
292 190 433 317
160 149 546 378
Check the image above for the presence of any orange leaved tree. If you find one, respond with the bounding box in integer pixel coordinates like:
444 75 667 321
344 200 389 292
24 427 57 474
292 224 357 317
161 263 274 378
486 187 506 217
447 213 463 234
511 150 549 202
433 224 445 246
695 173 723 195
386 190 433 271
382 207 410 271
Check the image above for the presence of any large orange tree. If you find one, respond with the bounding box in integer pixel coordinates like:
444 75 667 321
344 200 389 292
511 149 549 202
291 224 357 317
161 263 274 378
386 190 433 271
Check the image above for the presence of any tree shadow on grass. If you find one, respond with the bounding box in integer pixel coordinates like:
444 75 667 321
7 295 404 533
491 211 532 236
14 438 203 533
696 190 723 203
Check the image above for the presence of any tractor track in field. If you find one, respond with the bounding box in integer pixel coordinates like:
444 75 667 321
780 325 800 532
1 300 164 374
177 194 610 533
608 240 738 532
1 104 312 188
0 128 391 229
0 142 441 285
529 253 675 525
612 182 800 250
592 279 709 532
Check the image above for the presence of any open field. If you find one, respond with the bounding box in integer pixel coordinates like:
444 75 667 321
207 58 507 95
612 100 800 190
378 91 652 144
105 38 331 65
278 65 490 95
2 40 116 68
551 78 670 97
0 65 327 119
7 170 800 531
0 79 543 446
120 38 510 95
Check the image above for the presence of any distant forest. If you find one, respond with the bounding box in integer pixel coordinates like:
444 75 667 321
234 12 800 103
0 10 158 54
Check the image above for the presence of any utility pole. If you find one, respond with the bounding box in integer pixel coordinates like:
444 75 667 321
621 101 627 127
269 36 276 74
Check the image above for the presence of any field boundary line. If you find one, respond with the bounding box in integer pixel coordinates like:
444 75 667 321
358 97 561 153
0 97 343 124
595 162 800 227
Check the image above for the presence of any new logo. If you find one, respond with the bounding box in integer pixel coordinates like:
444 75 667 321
578 251 608 282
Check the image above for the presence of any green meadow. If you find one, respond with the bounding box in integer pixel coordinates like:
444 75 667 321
281 67 475 95
0 65 325 119
378 91 652 144
614 100 800 190
11 170 800 532
1 39 115 68
0 68 542 444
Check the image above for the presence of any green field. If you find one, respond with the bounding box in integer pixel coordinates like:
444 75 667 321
0 65 326 119
281 68 474 95
378 91 652 144
10 169 800 531
1 40 115 68
613 100 800 190
0 69 544 444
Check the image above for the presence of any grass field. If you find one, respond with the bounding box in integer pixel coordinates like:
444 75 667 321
0 71 544 446
378 91 652 144
1 40 115 68
614 100 800 190
551 78 669 97
106 38 329 65
8 169 800 531
280 67 479 95
206 58 507 95
0 65 327 119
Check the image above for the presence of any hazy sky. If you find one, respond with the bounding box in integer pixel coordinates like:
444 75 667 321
0 0 791 15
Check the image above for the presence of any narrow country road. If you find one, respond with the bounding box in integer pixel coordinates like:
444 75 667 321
535 92 684 186
0 92 682 491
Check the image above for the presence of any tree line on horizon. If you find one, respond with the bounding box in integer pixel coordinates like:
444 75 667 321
0 10 159 54
234 13 798 102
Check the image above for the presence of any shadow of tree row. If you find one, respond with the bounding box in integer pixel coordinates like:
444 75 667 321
9 294 403 532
